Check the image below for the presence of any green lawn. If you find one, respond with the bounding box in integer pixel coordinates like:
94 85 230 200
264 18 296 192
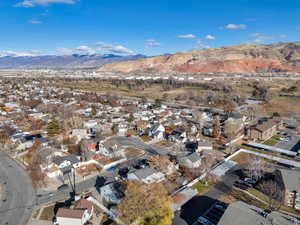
193 180 214 194
230 189 267 209
263 135 281 146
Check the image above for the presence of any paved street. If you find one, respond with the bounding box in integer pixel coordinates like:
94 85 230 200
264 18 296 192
0 152 36 225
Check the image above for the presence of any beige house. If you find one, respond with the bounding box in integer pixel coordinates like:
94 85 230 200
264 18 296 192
249 118 281 141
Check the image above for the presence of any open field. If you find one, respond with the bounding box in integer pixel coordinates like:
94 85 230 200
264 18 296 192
51 79 300 116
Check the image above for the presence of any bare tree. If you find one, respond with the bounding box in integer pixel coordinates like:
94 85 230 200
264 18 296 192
246 157 266 180
224 119 242 153
259 180 283 211
212 115 221 138
201 153 218 183
149 155 174 174
63 116 83 132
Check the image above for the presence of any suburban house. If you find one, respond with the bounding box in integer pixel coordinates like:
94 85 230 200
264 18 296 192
149 123 165 140
70 129 89 143
178 152 202 169
196 141 213 152
275 169 300 209
17 133 46 151
249 118 281 141
100 182 125 204
127 167 165 184
81 138 103 152
168 129 187 143
52 155 81 176
98 139 124 158
217 201 295 225
198 141 213 152
54 198 93 225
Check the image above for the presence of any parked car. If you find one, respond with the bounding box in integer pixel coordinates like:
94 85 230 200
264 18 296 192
244 178 257 185
233 181 250 190
196 216 215 225
57 184 69 191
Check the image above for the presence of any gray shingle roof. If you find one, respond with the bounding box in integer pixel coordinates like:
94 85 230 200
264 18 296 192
53 155 80 166
218 201 296 225
279 169 300 193
133 167 157 180
186 152 201 163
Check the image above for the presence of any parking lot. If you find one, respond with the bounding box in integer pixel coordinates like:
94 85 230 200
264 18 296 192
193 202 228 225
276 134 300 153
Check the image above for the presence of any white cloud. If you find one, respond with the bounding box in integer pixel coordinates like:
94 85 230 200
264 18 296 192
15 0 75 7
177 34 196 39
279 34 287 39
56 43 135 56
249 33 273 43
196 34 216 46
193 43 210 50
225 24 247 30
76 45 96 55
205 34 215 40
29 19 42 24
56 48 73 55
249 33 261 37
0 50 42 57
145 39 161 48
96 42 135 54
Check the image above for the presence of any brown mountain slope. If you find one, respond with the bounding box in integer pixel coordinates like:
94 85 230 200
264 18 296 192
98 42 300 74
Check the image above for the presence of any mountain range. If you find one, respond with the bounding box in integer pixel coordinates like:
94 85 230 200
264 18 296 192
98 42 300 74
1 42 300 74
0 54 146 70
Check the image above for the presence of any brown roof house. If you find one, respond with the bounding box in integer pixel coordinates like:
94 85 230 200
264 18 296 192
249 118 282 141
54 198 94 225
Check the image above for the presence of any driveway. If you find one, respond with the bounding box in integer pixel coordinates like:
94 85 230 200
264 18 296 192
0 151 36 225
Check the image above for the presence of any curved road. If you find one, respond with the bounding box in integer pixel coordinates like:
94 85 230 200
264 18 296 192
0 152 35 225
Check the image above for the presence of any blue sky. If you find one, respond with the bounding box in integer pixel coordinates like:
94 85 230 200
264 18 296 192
0 0 300 56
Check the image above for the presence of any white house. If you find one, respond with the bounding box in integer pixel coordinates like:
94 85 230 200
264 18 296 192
149 124 165 140
178 152 202 168
197 141 213 152
70 129 89 143
54 198 93 225
128 168 165 184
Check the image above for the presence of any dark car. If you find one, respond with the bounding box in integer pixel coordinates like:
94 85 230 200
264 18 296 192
57 184 69 191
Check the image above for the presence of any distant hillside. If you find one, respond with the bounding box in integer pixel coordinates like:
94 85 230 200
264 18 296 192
98 42 300 74
0 54 146 69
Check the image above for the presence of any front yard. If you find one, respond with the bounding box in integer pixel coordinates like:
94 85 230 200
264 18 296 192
192 180 215 194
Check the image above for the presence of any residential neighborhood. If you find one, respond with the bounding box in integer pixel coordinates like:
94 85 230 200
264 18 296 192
0 77 300 225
